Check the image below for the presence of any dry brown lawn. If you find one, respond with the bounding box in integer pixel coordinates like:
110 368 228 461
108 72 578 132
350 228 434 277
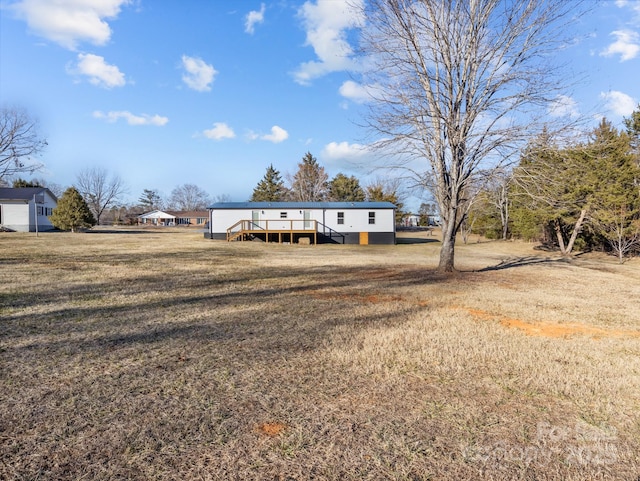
1 227 639 480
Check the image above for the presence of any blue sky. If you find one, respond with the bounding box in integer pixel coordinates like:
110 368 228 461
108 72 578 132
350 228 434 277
1 0 639 211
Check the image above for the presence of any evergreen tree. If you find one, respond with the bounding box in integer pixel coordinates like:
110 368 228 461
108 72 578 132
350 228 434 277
366 180 404 223
289 152 328 201
513 119 640 257
250 164 287 201
49 187 96 232
589 120 640 261
512 129 593 254
624 104 640 163
328 173 365 201
138 189 163 210
12 178 42 188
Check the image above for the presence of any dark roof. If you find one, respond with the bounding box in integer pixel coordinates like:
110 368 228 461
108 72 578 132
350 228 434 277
166 210 208 217
209 201 396 210
0 187 56 201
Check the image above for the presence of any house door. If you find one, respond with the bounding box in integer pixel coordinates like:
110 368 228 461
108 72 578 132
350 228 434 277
303 210 311 229
252 210 260 229
360 232 369 245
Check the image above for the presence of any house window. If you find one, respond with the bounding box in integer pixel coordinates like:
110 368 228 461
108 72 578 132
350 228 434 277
368 212 376 224
37 206 43 215
337 212 344 225
45 207 53 216
196 218 206 224
280 212 288 219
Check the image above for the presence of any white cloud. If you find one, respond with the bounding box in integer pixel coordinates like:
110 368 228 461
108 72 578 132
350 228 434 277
261 125 289 143
615 0 640 15
548 95 580 119
600 90 637 117
322 141 369 160
293 0 364 85
245 3 265 34
203 122 236 140
600 30 640 62
181 55 217 92
9 0 130 50
338 80 382 104
245 130 260 141
93 110 169 126
68 53 125 88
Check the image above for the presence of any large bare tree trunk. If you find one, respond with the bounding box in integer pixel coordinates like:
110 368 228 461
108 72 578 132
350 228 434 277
438 219 457 272
357 0 583 272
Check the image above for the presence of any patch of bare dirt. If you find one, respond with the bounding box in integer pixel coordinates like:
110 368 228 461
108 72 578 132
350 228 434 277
255 422 287 437
465 307 640 339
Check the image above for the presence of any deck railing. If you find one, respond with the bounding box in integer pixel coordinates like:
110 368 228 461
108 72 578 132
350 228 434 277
227 219 318 242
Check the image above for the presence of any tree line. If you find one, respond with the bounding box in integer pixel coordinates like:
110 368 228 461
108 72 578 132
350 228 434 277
465 109 640 262
249 152 404 218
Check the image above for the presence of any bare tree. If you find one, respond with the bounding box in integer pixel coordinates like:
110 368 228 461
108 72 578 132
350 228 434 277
168 184 211 211
483 169 512 241
31 177 65 198
76 167 128 225
0 106 47 181
357 0 584 271
288 152 328 201
591 204 640 264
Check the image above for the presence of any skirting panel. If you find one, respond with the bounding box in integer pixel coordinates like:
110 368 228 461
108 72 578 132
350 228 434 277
367 232 396 245
206 231 395 244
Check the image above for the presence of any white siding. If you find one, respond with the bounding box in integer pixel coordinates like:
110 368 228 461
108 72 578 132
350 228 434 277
36 194 56 231
2 202 30 232
0 192 57 232
211 207 394 234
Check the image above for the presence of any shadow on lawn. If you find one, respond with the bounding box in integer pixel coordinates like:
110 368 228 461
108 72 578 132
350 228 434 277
396 237 440 245
476 256 568 272
1 263 446 358
85 229 182 235
2 267 423 363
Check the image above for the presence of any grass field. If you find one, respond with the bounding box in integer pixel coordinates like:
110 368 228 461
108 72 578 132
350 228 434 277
1 228 639 480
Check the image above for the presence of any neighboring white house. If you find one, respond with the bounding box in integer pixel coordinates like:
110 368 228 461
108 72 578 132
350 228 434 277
206 202 397 245
0 187 58 232
401 214 420 227
137 210 176 226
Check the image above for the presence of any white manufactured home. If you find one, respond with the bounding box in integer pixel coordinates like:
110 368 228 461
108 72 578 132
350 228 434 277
205 202 396 245
0 187 58 232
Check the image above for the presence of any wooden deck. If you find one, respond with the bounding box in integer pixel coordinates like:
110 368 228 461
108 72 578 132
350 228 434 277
227 219 318 244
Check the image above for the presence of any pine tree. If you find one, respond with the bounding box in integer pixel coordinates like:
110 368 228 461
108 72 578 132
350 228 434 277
289 152 328 201
250 164 287 201
49 187 96 232
513 119 640 258
366 180 404 223
138 189 163 210
328 173 365 201
589 119 640 262
12 178 42 188
624 104 640 163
